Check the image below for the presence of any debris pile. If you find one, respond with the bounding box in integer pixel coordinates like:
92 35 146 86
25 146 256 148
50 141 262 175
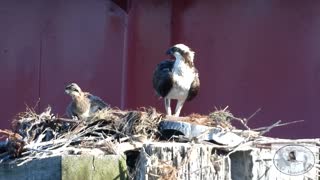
0 106 164 165
0 106 319 179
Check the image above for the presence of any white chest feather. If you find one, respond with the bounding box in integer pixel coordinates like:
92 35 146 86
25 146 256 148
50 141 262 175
166 59 195 100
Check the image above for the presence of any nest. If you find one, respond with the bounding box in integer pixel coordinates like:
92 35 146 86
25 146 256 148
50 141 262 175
0 106 166 165
0 106 244 164
1 105 317 180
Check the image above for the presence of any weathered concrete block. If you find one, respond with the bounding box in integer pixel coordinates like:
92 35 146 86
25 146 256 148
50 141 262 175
230 144 318 180
136 142 319 180
136 142 231 180
0 155 127 180
0 156 61 180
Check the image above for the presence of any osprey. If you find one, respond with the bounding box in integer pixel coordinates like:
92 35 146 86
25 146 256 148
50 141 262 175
65 83 108 120
153 44 200 117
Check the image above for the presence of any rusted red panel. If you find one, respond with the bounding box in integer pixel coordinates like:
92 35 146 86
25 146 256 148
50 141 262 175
176 0 320 138
125 0 320 138
39 0 127 116
0 0 127 127
0 0 319 139
0 1 43 129
124 0 172 110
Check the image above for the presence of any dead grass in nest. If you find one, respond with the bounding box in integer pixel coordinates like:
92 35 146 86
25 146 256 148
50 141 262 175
208 108 233 123
187 113 212 125
164 108 234 129
0 106 165 164
1 105 255 165
90 107 164 139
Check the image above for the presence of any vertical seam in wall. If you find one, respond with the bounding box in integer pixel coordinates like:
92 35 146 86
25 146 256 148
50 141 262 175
120 0 131 109
169 0 173 46
38 30 43 113
120 5 129 109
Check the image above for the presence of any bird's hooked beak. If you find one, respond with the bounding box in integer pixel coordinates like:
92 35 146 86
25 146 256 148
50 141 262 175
65 88 71 94
65 86 73 95
166 48 174 56
166 47 180 60
165 44 194 62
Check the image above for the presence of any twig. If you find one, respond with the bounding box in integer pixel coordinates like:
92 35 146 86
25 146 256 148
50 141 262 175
259 120 281 135
231 116 251 130
253 120 304 131
26 148 53 154
54 118 79 123
222 106 229 111
254 138 320 145
245 108 261 123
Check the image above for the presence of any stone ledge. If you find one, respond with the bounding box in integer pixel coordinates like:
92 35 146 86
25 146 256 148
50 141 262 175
0 155 127 180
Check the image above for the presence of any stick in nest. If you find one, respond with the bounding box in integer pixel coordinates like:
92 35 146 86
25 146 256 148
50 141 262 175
209 106 251 130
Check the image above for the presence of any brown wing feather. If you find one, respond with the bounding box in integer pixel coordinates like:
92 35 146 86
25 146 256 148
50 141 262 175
152 60 174 97
84 92 108 111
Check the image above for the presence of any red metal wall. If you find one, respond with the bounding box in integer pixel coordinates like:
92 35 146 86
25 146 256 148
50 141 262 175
0 1 42 128
0 0 319 138
0 0 126 126
125 0 320 138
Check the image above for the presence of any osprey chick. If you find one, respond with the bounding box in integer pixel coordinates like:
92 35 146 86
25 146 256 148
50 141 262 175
65 83 108 120
152 44 200 117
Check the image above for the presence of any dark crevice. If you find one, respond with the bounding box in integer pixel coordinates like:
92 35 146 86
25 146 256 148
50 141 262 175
124 150 140 179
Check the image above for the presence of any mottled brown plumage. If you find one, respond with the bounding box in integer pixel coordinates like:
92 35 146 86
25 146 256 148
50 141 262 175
65 83 108 120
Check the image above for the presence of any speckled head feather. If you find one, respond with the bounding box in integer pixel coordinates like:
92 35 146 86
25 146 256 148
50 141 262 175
65 83 82 97
166 44 195 67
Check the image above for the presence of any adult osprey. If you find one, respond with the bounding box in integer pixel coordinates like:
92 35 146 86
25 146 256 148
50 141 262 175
153 44 200 117
65 83 108 120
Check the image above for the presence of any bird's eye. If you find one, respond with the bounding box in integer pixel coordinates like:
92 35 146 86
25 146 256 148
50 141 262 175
178 49 185 55
172 47 178 51
172 47 184 55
